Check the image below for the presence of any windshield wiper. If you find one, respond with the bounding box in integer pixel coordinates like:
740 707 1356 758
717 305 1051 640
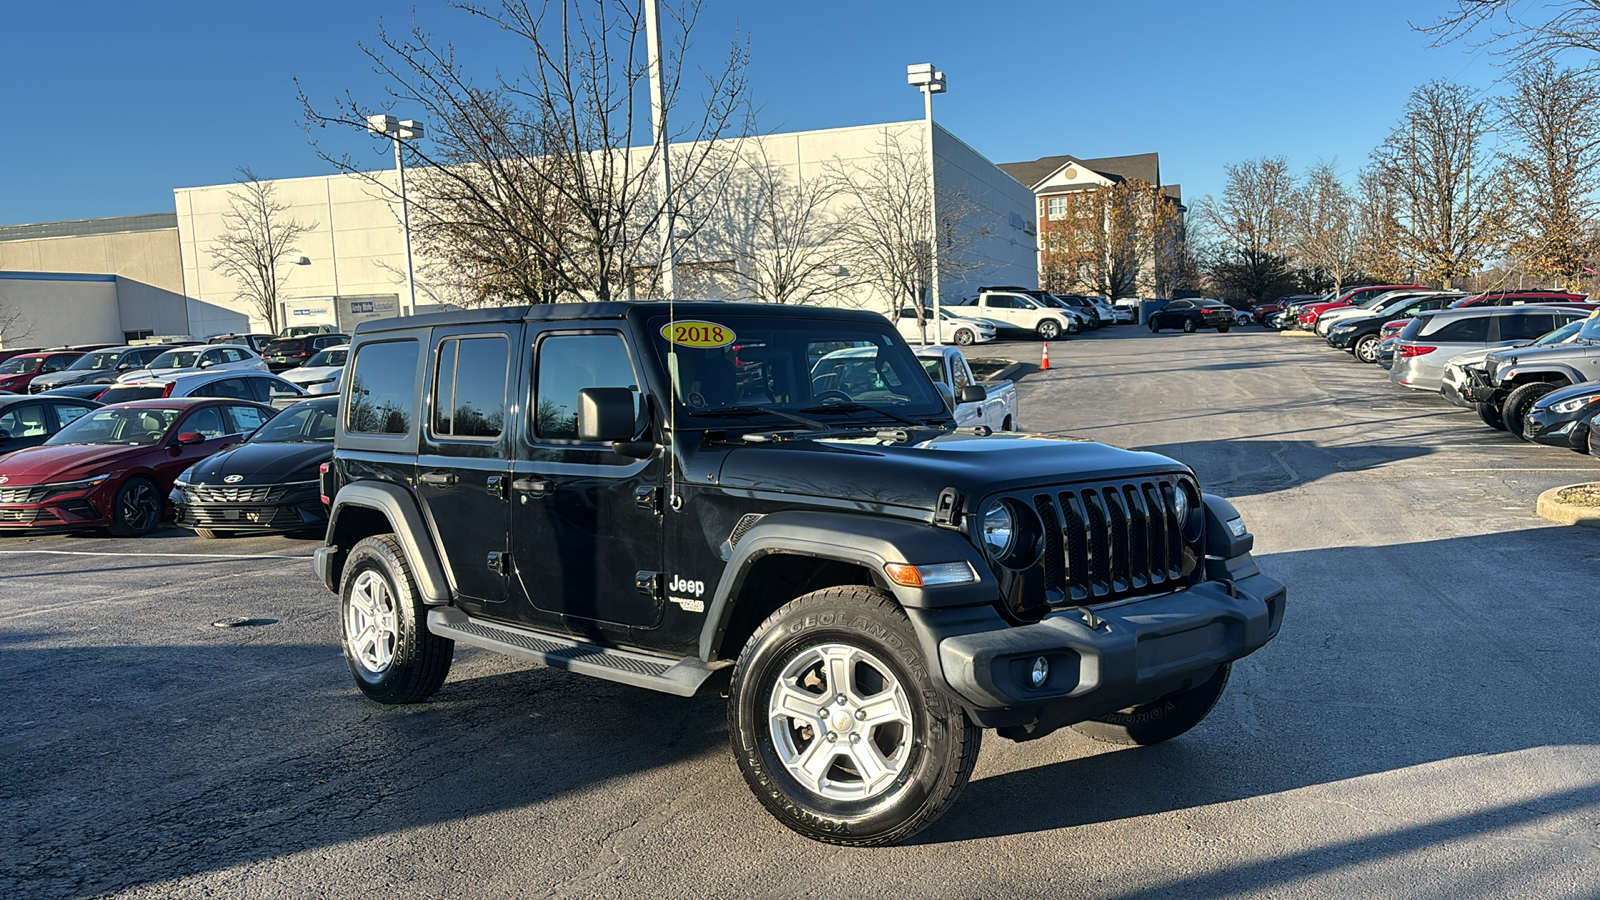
695 406 828 432
797 401 932 428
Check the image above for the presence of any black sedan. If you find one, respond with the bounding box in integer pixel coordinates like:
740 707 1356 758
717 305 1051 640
1148 299 1235 333
170 396 335 537
1522 382 1600 450
0 394 102 454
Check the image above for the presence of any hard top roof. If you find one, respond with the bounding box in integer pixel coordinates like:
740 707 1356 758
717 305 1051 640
100 397 267 409
350 301 890 335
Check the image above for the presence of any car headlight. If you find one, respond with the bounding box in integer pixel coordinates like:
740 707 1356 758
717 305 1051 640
41 473 114 499
981 504 1015 558
1551 395 1600 414
1331 323 1356 334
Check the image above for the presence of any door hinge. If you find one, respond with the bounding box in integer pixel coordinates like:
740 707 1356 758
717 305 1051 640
635 570 662 597
934 486 964 528
486 474 508 500
488 551 510 576
634 485 660 512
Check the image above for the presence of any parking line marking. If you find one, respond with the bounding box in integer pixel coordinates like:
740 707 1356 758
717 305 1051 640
1448 468 1597 473
0 550 314 560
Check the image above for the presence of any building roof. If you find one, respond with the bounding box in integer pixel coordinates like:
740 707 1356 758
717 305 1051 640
0 213 178 243
998 153 1162 191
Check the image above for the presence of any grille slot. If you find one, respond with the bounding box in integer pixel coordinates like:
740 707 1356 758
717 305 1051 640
0 486 49 504
1029 478 1191 605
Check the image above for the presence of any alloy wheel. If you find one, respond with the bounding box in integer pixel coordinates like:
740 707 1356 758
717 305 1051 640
119 481 159 533
346 570 400 674
767 642 914 802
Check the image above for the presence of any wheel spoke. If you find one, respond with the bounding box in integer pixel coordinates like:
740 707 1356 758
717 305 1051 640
845 741 896 794
824 647 855 700
771 680 827 723
792 738 837 792
855 692 911 730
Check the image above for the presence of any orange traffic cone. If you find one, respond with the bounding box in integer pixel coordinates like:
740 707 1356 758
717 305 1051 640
1041 341 1050 370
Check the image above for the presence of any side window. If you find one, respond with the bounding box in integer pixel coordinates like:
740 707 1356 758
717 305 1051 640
205 377 255 401
0 404 49 437
1429 317 1490 342
51 403 93 428
432 335 509 439
222 348 247 363
41 356 74 374
135 348 163 365
180 407 228 439
1497 314 1554 342
226 405 271 434
951 358 971 389
347 340 419 435
533 333 639 441
201 349 224 366
258 377 303 401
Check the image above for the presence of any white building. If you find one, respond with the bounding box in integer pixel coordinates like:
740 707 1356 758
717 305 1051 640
173 120 1037 332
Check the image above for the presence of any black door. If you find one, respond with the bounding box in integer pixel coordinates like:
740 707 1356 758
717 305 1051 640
508 327 663 633
414 329 515 608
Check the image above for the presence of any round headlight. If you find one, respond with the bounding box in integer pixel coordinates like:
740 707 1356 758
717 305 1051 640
981 504 1015 558
1172 484 1190 525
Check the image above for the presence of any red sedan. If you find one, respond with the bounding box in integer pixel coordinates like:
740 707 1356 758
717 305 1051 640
0 351 85 394
0 398 276 535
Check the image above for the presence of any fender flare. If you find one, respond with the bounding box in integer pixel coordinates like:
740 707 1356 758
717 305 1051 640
1499 364 1583 388
698 509 997 661
326 482 451 603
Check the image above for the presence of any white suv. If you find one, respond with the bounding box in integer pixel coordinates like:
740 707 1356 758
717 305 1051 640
117 344 268 383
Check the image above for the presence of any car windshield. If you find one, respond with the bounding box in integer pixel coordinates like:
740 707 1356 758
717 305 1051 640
0 357 41 375
149 349 202 369
46 406 180 445
96 385 170 404
66 351 122 370
250 399 337 443
649 315 947 425
265 339 304 354
1576 315 1600 342
1534 319 1585 346
304 348 347 367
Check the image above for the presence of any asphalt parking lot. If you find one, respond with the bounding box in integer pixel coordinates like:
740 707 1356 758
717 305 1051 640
4 325 1599 899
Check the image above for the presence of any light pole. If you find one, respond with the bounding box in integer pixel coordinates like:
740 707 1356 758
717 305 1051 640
368 114 425 316
907 63 946 343
645 0 677 300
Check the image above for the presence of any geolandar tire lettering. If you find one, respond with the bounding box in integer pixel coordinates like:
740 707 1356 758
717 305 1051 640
726 585 981 846
339 534 453 705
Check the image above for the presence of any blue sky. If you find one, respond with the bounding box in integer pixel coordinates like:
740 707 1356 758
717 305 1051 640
0 1 1500 225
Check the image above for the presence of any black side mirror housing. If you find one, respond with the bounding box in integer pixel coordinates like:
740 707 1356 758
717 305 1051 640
934 383 956 412
957 384 988 403
0 429 11 442
577 387 638 444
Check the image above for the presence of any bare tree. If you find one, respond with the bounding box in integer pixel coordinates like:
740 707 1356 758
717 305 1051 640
299 0 751 304
1373 80 1495 288
830 129 991 337
1354 164 1410 283
1039 179 1169 301
1195 156 1296 302
1423 1 1600 71
1494 60 1600 289
208 169 316 334
704 143 853 304
1289 161 1361 295
0 285 32 347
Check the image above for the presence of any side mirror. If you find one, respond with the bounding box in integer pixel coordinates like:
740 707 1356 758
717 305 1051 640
0 429 11 442
577 387 638 444
934 382 956 412
198 359 213 368
175 431 206 445
117 363 132 371
957 384 988 403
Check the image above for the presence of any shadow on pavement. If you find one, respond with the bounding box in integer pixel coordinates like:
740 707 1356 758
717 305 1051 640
1135 438 1433 498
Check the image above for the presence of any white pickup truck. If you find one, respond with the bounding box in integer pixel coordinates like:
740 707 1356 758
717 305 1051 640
915 346 1019 431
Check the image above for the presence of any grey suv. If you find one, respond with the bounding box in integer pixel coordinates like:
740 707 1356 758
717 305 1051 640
27 345 171 393
1389 306 1592 392
1460 312 1600 434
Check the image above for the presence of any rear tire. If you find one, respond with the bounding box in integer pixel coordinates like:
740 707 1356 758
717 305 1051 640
1476 402 1506 431
727 585 981 846
1503 382 1560 440
340 534 453 704
1072 663 1231 746
1353 334 1380 364
1182 319 1197 333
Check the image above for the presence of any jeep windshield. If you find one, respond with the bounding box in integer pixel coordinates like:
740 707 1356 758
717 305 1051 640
648 315 948 426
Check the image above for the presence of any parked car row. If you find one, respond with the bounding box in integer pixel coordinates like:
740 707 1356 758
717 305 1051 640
1308 296 1600 461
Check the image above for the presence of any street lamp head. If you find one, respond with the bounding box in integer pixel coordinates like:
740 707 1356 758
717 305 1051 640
289 256 311 266
906 63 947 93
367 114 398 135
397 119 425 141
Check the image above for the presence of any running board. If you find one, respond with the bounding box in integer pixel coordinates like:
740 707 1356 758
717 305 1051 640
427 607 729 697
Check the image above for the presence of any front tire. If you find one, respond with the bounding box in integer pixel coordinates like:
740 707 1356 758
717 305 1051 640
1149 320 1160 333
1072 663 1231 746
340 535 453 704
107 476 162 537
1353 334 1380 364
1476 401 1506 431
953 328 973 346
727 586 981 846
1503 382 1560 440
193 527 232 539
1037 320 1061 341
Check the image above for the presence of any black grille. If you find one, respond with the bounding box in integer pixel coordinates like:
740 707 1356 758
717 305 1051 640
1022 477 1194 605
188 481 315 504
183 504 304 528
0 486 49 504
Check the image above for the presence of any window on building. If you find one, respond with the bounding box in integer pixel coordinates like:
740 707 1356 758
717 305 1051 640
1047 197 1068 219
123 330 154 343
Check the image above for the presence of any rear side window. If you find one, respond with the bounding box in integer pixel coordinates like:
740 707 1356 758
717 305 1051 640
432 336 509 439
226 405 272 433
52 403 94 427
347 340 419 435
534 333 639 441
1427 317 1491 342
1497 314 1556 342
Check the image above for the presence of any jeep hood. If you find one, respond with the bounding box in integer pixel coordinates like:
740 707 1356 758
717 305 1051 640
1487 340 1600 374
715 432 1192 511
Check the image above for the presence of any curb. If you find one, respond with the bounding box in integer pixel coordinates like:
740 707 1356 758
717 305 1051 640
969 358 1024 383
1535 483 1600 528
1279 329 1321 338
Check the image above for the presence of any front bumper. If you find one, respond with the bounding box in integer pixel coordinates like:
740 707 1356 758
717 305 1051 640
1523 407 1588 447
171 486 326 532
911 565 1285 739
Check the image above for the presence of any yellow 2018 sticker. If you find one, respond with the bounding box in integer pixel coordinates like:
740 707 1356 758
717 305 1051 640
661 320 736 348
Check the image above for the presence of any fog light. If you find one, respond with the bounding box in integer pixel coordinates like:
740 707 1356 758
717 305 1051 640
1030 656 1049 688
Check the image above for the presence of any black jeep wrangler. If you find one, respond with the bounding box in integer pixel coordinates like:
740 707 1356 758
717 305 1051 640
315 302 1285 845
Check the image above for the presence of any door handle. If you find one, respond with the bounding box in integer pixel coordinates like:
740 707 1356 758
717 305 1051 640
512 478 552 496
418 472 458 486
